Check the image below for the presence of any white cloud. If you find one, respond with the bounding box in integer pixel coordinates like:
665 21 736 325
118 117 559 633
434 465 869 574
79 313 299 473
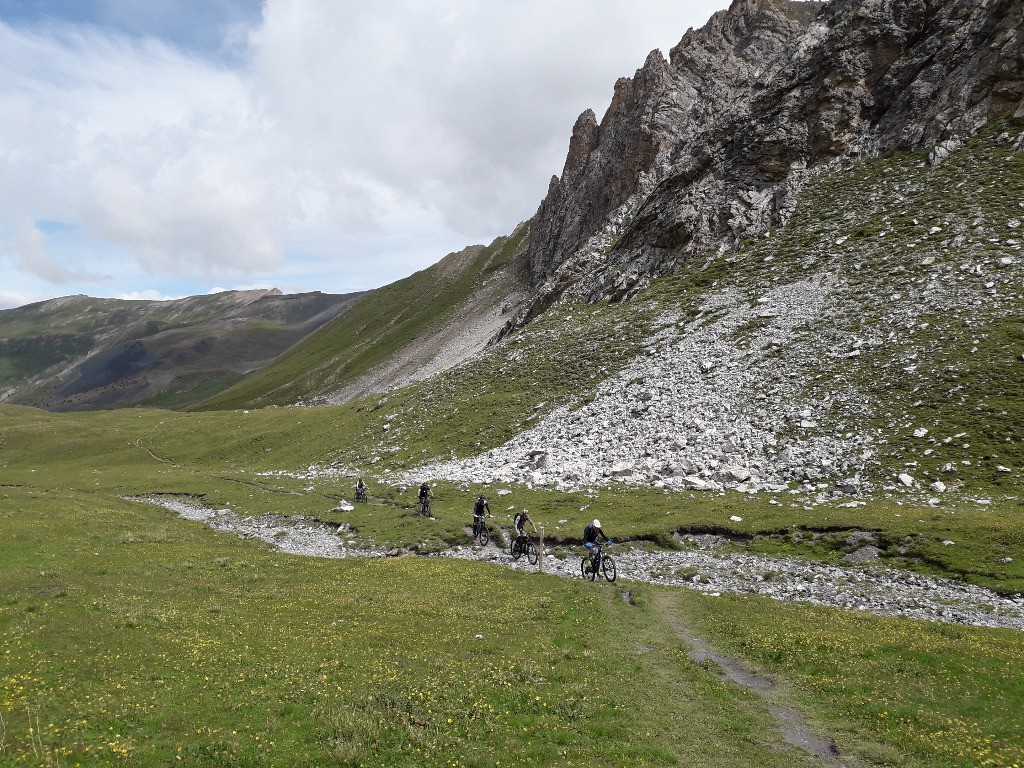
7 218 102 283
250 0 730 238
0 1 731 301
0 22 284 279
0 289 35 310
117 289 184 301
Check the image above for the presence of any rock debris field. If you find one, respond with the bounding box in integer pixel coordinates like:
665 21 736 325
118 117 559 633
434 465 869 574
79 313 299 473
135 496 1024 633
417 277 875 495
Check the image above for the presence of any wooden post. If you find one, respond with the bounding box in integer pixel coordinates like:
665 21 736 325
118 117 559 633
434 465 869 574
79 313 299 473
539 526 544 574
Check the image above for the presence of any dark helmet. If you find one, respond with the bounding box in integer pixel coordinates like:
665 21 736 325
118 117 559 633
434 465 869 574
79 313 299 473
478 494 486 500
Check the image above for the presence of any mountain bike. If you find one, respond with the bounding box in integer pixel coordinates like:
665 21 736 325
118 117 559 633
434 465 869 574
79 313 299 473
581 543 615 582
419 497 431 517
354 486 367 503
472 515 490 546
510 533 539 565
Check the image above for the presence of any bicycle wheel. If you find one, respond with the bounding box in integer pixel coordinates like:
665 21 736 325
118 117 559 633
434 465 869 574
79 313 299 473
479 526 490 547
602 555 617 583
526 541 538 565
582 556 596 581
510 537 521 560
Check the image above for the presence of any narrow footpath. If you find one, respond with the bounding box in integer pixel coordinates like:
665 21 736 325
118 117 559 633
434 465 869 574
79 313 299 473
650 591 856 768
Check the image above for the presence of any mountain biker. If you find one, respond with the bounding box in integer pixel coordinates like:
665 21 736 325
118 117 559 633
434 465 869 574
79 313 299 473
512 508 537 544
418 482 432 513
472 494 490 536
355 478 367 501
583 518 610 572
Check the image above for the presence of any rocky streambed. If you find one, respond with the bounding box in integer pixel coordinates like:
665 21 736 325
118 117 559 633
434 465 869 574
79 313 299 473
130 496 393 559
134 496 1024 632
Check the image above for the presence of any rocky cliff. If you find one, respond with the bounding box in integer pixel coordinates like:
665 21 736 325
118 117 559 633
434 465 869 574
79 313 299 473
515 0 1023 326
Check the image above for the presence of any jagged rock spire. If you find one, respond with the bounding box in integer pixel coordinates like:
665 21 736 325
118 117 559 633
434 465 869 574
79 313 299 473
514 0 1023 328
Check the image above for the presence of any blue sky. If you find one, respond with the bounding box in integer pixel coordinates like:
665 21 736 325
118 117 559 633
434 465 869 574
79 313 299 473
0 1 732 308
0 0 262 59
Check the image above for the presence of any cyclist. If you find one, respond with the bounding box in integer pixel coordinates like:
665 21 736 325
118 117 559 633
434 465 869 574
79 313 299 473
418 482 432 514
512 508 537 547
583 518 610 573
472 494 490 537
354 478 367 502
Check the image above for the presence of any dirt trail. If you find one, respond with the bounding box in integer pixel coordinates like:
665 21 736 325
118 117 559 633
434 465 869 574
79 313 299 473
650 591 856 768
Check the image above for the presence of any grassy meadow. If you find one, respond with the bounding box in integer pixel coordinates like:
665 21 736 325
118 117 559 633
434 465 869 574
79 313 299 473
2 403 1024 766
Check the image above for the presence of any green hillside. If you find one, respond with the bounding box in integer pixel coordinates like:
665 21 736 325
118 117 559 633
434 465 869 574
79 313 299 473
194 226 529 411
0 290 361 412
233 121 1024 501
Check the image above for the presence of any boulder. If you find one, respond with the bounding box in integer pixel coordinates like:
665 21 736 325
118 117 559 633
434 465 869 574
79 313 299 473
677 458 701 475
679 476 710 491
843 546 882 564
723 465 752 483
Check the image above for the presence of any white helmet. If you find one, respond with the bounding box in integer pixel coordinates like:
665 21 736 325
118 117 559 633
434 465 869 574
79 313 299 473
593 519 601 528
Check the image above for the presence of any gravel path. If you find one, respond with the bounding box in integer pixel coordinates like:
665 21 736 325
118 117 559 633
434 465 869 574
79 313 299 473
134 496 1024 632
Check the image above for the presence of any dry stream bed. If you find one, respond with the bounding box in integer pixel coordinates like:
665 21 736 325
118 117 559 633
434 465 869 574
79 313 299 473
132 496 1024 633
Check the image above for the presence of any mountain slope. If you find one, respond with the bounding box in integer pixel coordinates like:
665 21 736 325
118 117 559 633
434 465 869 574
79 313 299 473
16 0 1024 506
266 120 1024 508
193 225 530 411
0 289 361 411
407 122 1024 498
190 0 1024 505
516 0 1024 324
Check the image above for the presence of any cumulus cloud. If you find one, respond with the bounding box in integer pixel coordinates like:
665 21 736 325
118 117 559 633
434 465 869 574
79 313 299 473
117 289 185 301
0 1 730 303
0 290 35 310
0 21 284 278
251 0 729 237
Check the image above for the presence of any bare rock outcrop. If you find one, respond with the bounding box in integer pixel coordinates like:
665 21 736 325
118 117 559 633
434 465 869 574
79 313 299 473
511 0 1024 327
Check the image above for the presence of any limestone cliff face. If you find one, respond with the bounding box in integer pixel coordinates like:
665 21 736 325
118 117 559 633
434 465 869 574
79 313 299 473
526 0 810 290
515 0 1024 324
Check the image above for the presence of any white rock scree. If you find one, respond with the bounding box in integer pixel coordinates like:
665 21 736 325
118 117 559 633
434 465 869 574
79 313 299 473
133 496 1024 633
416 278 877 494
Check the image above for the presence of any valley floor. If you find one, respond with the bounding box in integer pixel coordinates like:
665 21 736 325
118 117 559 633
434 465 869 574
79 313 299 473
136 495 1024 632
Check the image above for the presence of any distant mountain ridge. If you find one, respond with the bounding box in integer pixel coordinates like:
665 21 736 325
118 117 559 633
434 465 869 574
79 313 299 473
194 229 530 411
0 288 363 411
